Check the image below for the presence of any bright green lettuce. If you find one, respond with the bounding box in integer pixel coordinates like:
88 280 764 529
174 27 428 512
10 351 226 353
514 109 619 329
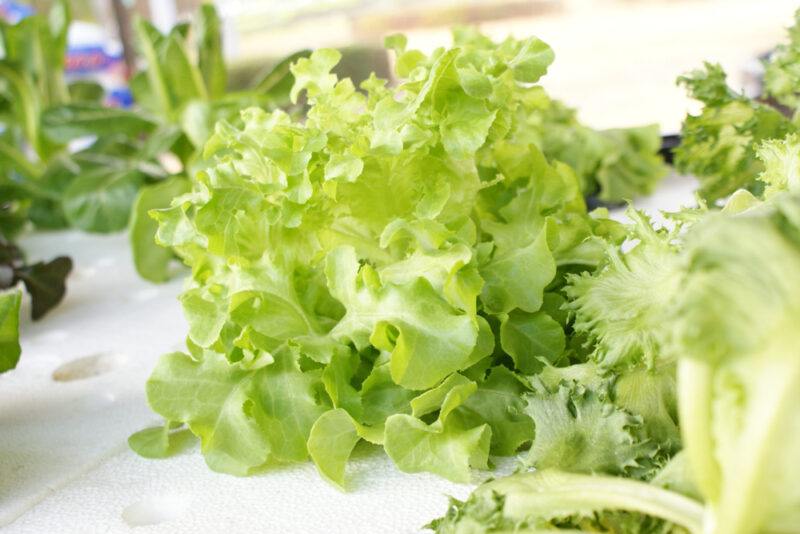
431 140 800 532
0 289 21 373
136 30 639 485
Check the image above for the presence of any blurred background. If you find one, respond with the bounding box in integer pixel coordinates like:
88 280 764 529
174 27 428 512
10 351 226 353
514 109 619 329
7 0 799 133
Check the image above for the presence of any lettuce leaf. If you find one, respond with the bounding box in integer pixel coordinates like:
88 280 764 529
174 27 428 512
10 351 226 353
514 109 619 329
0 289 21 373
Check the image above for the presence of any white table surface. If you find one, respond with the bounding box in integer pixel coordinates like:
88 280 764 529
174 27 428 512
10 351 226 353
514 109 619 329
0 174 697 534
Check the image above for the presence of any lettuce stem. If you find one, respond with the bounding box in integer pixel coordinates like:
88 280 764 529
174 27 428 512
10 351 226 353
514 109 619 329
483 470 705 533
712 349 800 534
677 358 720 502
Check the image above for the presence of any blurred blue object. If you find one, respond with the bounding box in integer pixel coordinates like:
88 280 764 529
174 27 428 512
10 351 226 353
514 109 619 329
0 1 34 24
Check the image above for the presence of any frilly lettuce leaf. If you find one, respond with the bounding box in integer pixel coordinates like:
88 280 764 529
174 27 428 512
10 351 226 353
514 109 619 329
565 209 681 370
523 381 655 476
763 8 800 109
756 132 800 198
675 62 794 202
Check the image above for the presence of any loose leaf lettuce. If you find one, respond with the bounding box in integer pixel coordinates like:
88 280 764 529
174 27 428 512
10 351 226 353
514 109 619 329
139 30 632 483
431 148 800 533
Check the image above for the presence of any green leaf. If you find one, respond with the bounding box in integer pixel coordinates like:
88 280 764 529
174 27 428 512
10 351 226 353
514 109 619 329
134 18 172 116
289 48 341 103
326 246 478 390
566 209 680 369
455 366 534 455
509 37 555 83
500 310 565 374
41 104 156 144
162 33 207 104
62 168 144 232
130 177 191 282
481 227 555 314
128 423 195 459
307 408 361 489
14 256 72 320
384 376 490 482
146 348 324 475
524 382 652 475
0 61 42 155
0 290 21 373
196 3 226 99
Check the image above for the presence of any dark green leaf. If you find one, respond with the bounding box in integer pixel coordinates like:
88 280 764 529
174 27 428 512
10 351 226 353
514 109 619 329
14 255 71 320
500 310 566 374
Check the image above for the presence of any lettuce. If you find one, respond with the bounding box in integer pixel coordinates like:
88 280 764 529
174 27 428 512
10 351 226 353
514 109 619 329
0 289 21 373
674 10 800 203
430 138 800 532
134 30 646 485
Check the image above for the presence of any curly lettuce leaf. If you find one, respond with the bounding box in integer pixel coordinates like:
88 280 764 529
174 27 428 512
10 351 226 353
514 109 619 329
523 381 655 477
763 8 800 109
675 62 794 202
141 29 633 484
565 209 681 370
756 132 800 198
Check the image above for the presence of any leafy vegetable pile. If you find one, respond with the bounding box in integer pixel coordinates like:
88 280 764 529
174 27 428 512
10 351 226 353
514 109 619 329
431 151 800 533
131 29 673 484
674 9 800 202
429 16 800 531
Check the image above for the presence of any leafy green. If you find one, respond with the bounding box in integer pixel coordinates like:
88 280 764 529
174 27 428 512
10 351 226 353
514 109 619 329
674 62 793 202
0 2 309 284
137 30 637 483
523 381 653 476
0 289 21 373
431 143 800 533
429 470 702 533
763 9 800 109
130 177 191 282
0 235 71 321
127 422 194 459
565 209 681 370
674 11 800 203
